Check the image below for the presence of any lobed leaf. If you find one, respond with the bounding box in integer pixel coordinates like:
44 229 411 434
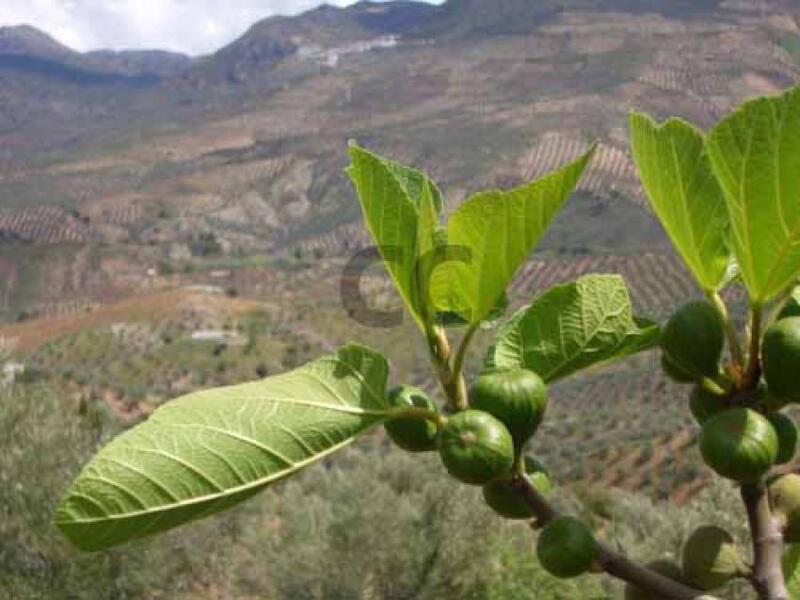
629 112 730 292
430 146 595 325
485 274 658 382
706 85 800 303
55 344 390 552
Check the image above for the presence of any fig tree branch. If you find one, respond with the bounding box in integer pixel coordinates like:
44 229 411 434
741 482 789 600
511 475 721 600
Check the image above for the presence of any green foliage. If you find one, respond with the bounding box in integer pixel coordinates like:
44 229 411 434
706 85 800 304
486 274 658 382
429 146 595 324
249 444 608 600
56 344 391 551
629 113 730 292
347 144 442 330
1 384 240 599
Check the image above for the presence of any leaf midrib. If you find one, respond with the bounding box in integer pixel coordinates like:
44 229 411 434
57 425 378 526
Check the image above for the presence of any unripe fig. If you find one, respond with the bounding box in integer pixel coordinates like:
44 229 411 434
763 317 800 400
660 302 724 382
482 457 551 519
759 384 791 413
681 526 748 591
699 408 778 482
689 385 727 425
384 385 439 452
536 516 596 579
624 560 684 600
438 410 514 485
769 474 800 543
768 412 798 465
469 368 548 449
661 354 697 383
779 296 800 320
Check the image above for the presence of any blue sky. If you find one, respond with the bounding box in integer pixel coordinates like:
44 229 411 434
0 0 443 56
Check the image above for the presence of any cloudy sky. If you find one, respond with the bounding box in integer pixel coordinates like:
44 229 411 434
0 0 442 56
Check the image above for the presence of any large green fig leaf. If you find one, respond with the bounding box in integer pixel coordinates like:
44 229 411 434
706 85 800 304
629 113 730 293
347 143 442 329
430 146 595 325
56 344 390 552
486 274 658 382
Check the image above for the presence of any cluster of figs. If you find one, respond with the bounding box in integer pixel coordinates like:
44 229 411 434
384 368 598 579
632 298 800 594
384 296 800 590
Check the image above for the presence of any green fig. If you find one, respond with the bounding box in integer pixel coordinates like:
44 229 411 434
482 457 551 520
689 385 727 425
661 302 724 383
763 317 800 400
536 516 597 579
768 412 798 465
384 385 440 452
681 526 748 591
700 408 778 482
769 474 800 543
470 368 548 449
438 410 514 485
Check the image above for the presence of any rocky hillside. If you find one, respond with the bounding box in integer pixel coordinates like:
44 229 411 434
0 0 797 320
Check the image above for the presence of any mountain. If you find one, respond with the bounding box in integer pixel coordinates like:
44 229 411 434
201 1 436 84
0 25 196 148
0 0 793 160
0 25 191 79
0 25 77 60
85 49 193 78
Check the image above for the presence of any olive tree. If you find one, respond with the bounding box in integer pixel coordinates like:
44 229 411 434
56 85 800 599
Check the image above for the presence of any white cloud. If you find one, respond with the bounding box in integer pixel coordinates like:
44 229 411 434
0 0 442 56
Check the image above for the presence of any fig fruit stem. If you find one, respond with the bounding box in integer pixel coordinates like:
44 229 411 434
741 482 789 600
389 406 447 427
700 377 728 397
511 475 719 599
452 322 479 391
742 304 763 391
427 325 469 412
709 291 744 371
